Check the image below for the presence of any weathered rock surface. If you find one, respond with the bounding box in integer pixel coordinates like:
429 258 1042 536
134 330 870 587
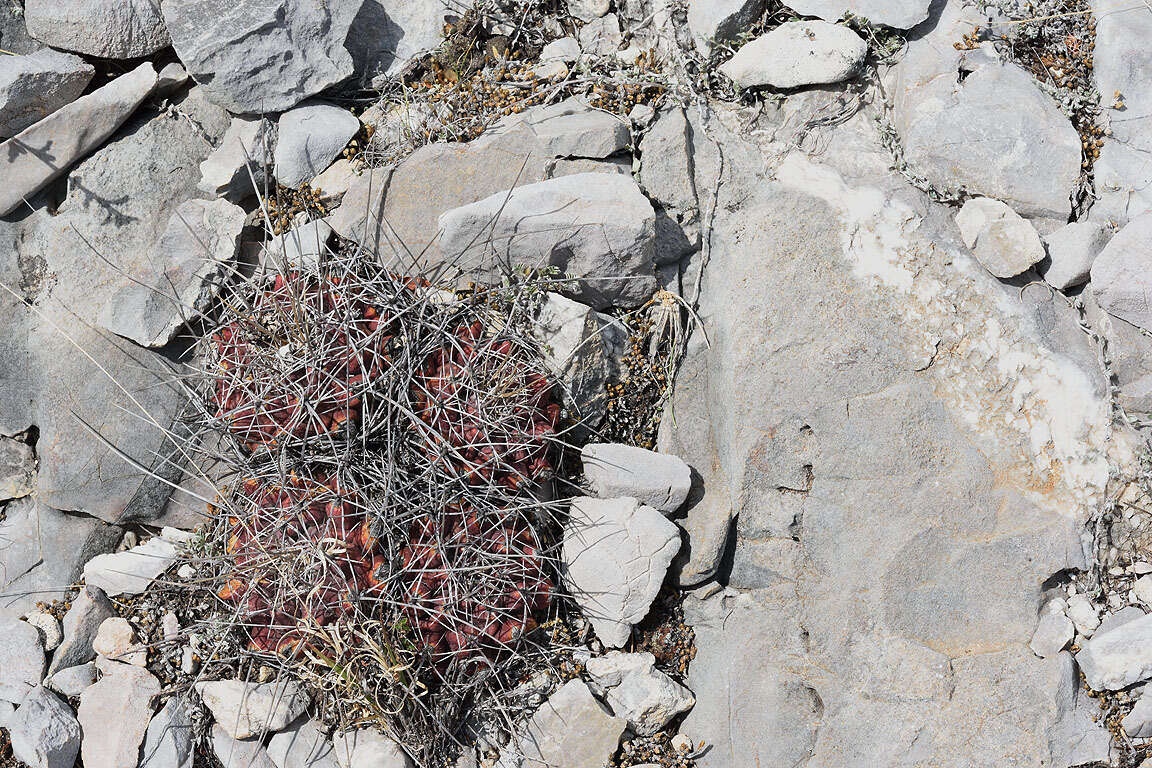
46 585 117 676
0 61 157 217
1090 214 1152 333
78 664 159 768
438 172 657 309
720 21 867 89
955 197 1045 278
569 0 611 21
579 13 622 56
511 680 625 768
638 106 714 264
531 293 625 431
100 197 246 346
582 443 692 513
1029 607 1074 658
24 612 61 653
92 617 145 665
45 663 97 698
25 0 171 58
197 679 310 740
1076 612 1152 690
139 695 196 768
267 716 339 768
7 686 81 768
346 1 446 84
269 220 335 270
212 723 279 768
0 49 94 139
1125 694 1152 737
199 116 277 201
0 4 39 55
563 497 681 647
659 97 1118 765
1084 291 1152 414
0 501 120 622
687 0 766 52
0 436 35 500
0 618 45 703
894 10 1081 218
1042 221 1113 290
161 0 359 114
274 102 360 189
585 651 694 735
785 0 933 28
332 729 412 768
83 536 179 596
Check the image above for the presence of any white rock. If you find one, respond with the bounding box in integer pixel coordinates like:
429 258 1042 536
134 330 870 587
563 497 681 647
212 723 279 768
513 680 625 768
45 663 97 698
0 48 94 138
955 197 1045 279
196 679 310 740
1135 576 1152 607
569 0 611 21
585 651 695 735
25 0 171 58
579 13 622 56
720 21 867 89
274 102 360 189
92 617 145 666
47 585 116 677
267 716 339 768
162 611 180 642
540 36 580 64
1028 611 1074 658
8 686 81 768
199 116 276 201
1137 562 1152 575
0 61 157 217
268 220 334 270
582 443 692 513
1091 214 1152 333
83 536 179 596
78 664 160 768
1041 221 1113 290
311 159 358 208
1076 612 1152 690
24 612 61 652
332 729 413 768
0 619 44 704
785 0 933 28
1066 594 1101 638
688 0 766 52
1125 694 1152 737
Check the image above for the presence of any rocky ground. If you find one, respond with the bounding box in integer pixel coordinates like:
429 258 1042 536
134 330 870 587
4 0 1152 767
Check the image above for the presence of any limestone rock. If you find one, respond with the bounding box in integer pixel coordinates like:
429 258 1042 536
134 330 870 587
267 716 339 768
161 0 359 114
582 443 692 513
1042 221 1113 290
0 4 39 55
25 0 170 58
268 220 335 270
311 159 359 208
1125 694 1152 738
638 107 705 264
0 502 120 623
513 680 625 768
156 63 190 95
199 116 277 201
274 102 360 189
579 13 622 56
83 536 179 596
1090 214 1152 333
569 0 612 21
562 496 681 647
720 21 867 89
213 723 279 768
584 651 695 735
1083 290 1152 414
46 585 117 676
100 197 246 346
785 0 933 28
7 686 81 768
346 1 447 84
0 61 157 217
0 618 45 703
1098 606 1145 637
332 729 412 768
531 293 626 432
1029 610 1074 658
687 0 766 52
438 172 657 310
1077 613 1152 690
92 617 145 666
0 436 35 500
196 679 310 740
140 696 196 768
0 49 94 138
77 664 160 768
45 663 97 698
24 612 61 652
955 197 1045 279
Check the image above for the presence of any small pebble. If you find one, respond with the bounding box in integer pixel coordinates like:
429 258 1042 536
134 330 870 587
25 611 63 651
161 611 180 642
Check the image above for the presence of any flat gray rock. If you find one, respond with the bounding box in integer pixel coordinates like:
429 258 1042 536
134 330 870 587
1076 613 1152 690
78 664 160 768
346 0 446 85
1124 694 1152 737
0 436 35 500
212 723 279 768
196 679 310 740
584 651 695 735
268 219 335 270
0 618 45 703
161 0 360 114
82 536 179 596
332 729 412 768
720 21 867 89
1090 214 1152 333
45 663 97 698
1042 221 1113 290
785 0 933 28
1028 609 1074 658
512 680 625 768
25 0 170 58
955 197 1045 279
139 696 196 768
199 116 277 201
46 585 117 676
687 0 766 52
267 716 339 768
99 197 246 347
7 686 80 768
437 172 657 310
562 496 681 647
582 443 692 513
274 102 360 189
0 49 94 139
0 61 157 217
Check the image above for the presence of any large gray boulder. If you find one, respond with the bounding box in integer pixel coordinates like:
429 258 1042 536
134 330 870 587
658 97 1119 766
0 49 94 139
1090 214 1152 333
0 61 158 217
720 20 868 89
25 0 170 58
438 172 657 309
785 0 933 28
162 0 360 114
893 9 1080 219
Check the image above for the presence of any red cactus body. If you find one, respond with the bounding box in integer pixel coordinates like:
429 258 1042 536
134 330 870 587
209 272 395 452
414 321 560 489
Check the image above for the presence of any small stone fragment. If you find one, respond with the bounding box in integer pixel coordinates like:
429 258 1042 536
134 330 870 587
585 651 695 735
199 116 277 201
1125 694 1152 738
45 663 97 698
1091 214 1152 333
78 664 160 768
1028 610 1074 659
1066 594 1101 638
579 13 622 56
196 679 310 740
0 436 35 500
47 585 117 676
513 680 625 768
955 197 1045 279
23 611 61 652
92 617 145 666
82 536 179 596
1041 221 1113 290
687 0 766 52
1076 612 1152 690
582 443 693 513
